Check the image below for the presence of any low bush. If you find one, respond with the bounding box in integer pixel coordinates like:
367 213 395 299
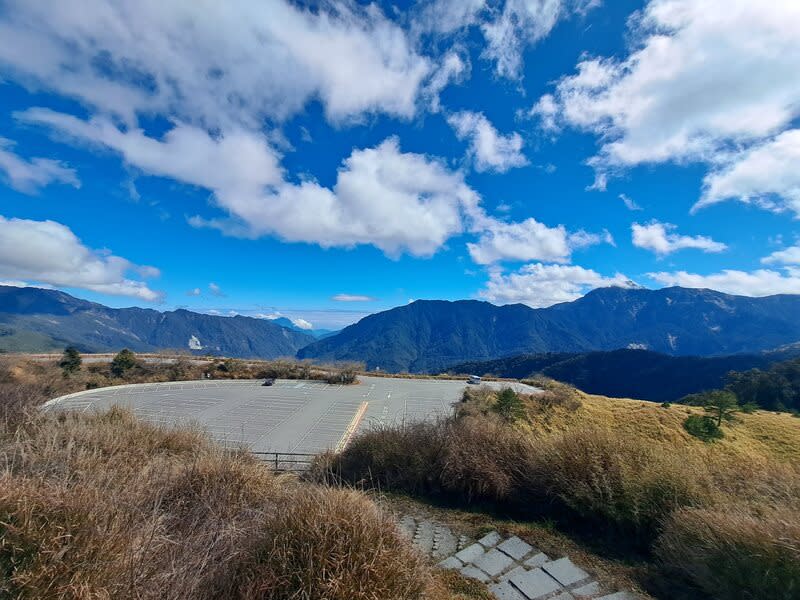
656 505 800 600
234 487 433 600
684 414 724 441
321 417 714 545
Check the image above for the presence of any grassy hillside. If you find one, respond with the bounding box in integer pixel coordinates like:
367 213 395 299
320 382 800 599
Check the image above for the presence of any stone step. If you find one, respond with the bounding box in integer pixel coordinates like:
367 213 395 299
398 516 640 600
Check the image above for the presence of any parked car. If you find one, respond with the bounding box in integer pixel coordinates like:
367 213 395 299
468 375 482 385
262 378 275 386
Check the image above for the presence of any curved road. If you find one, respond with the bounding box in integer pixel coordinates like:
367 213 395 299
44 376 539 454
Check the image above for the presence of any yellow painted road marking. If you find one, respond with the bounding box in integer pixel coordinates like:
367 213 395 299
336 401 369 452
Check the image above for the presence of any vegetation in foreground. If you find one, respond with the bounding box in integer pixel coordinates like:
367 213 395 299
316 382 800 600
0 406 486 600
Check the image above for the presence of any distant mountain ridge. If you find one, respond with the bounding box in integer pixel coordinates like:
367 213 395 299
448 349 784 402
0 286 314 358
298 287 800 372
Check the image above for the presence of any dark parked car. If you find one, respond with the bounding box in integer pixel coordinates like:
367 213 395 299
262 378 275 386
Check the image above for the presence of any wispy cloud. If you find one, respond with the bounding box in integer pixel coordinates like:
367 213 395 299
331 294 377 302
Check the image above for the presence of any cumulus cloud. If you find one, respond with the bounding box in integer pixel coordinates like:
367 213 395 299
468 217 612 265
632 221 727 256
648 268 800 297
534 0 800 205
696 129 800 217
480 263 635 307
331 294 377 302
208 283 225 297
22 108 480 258
0 137 79 193
0 215 161 301
762 245 800 266
0 0 431 126
291 318 314 330
447 111 528 173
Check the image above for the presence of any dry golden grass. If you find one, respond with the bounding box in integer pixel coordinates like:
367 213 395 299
0 407 466 599
322 383 800 599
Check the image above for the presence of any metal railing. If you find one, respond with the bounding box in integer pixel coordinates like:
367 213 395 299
251 452 316 473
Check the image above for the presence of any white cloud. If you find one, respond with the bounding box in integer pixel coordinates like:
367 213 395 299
208 282 224 297
414 0 487 35
0 0 431 126
468 217 611 265
331 294 377 302
291 318 313 330
762 245 800 266
481 0 563 78
18 108 285 199
0 137 79 193
425 51 469 112
619 193 642 211
22 109 480 258
186 288 201 297
696 129 800 217
648 268 800 297
529 94 559 131
632 221 727 256
537 0 800 197
480 263 634 307
447 111 528 173
0 215 161 301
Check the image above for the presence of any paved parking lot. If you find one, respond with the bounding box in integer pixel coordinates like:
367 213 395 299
44 376 539 454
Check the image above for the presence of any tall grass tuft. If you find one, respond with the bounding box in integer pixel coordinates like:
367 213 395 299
0 408 452 599
656 505 800 600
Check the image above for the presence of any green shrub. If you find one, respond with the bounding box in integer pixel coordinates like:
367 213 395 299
493 388 525 421
58 346 82 376
110 348 138 377
684 415 724 442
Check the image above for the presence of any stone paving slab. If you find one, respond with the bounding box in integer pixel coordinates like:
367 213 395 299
461 565 490 583
489 581 528 600
455 542 486 564
478 530 503 548
573 581 601 597
542 557 591 587
497 536 534 560
438 556 463 570
524 552 550 568
510 567 563 600
473 548 516 577
398 515 639 600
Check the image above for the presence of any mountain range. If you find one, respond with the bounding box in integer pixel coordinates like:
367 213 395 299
448 349 789 402
299 287 800 372
3 285 800 374
0 285 314 358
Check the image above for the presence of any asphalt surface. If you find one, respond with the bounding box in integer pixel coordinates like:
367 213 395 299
44 376 540 454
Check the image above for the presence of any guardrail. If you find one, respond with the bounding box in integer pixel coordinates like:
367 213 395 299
251 452 316 473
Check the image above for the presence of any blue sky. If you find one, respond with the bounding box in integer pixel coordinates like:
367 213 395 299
0 0 799 329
